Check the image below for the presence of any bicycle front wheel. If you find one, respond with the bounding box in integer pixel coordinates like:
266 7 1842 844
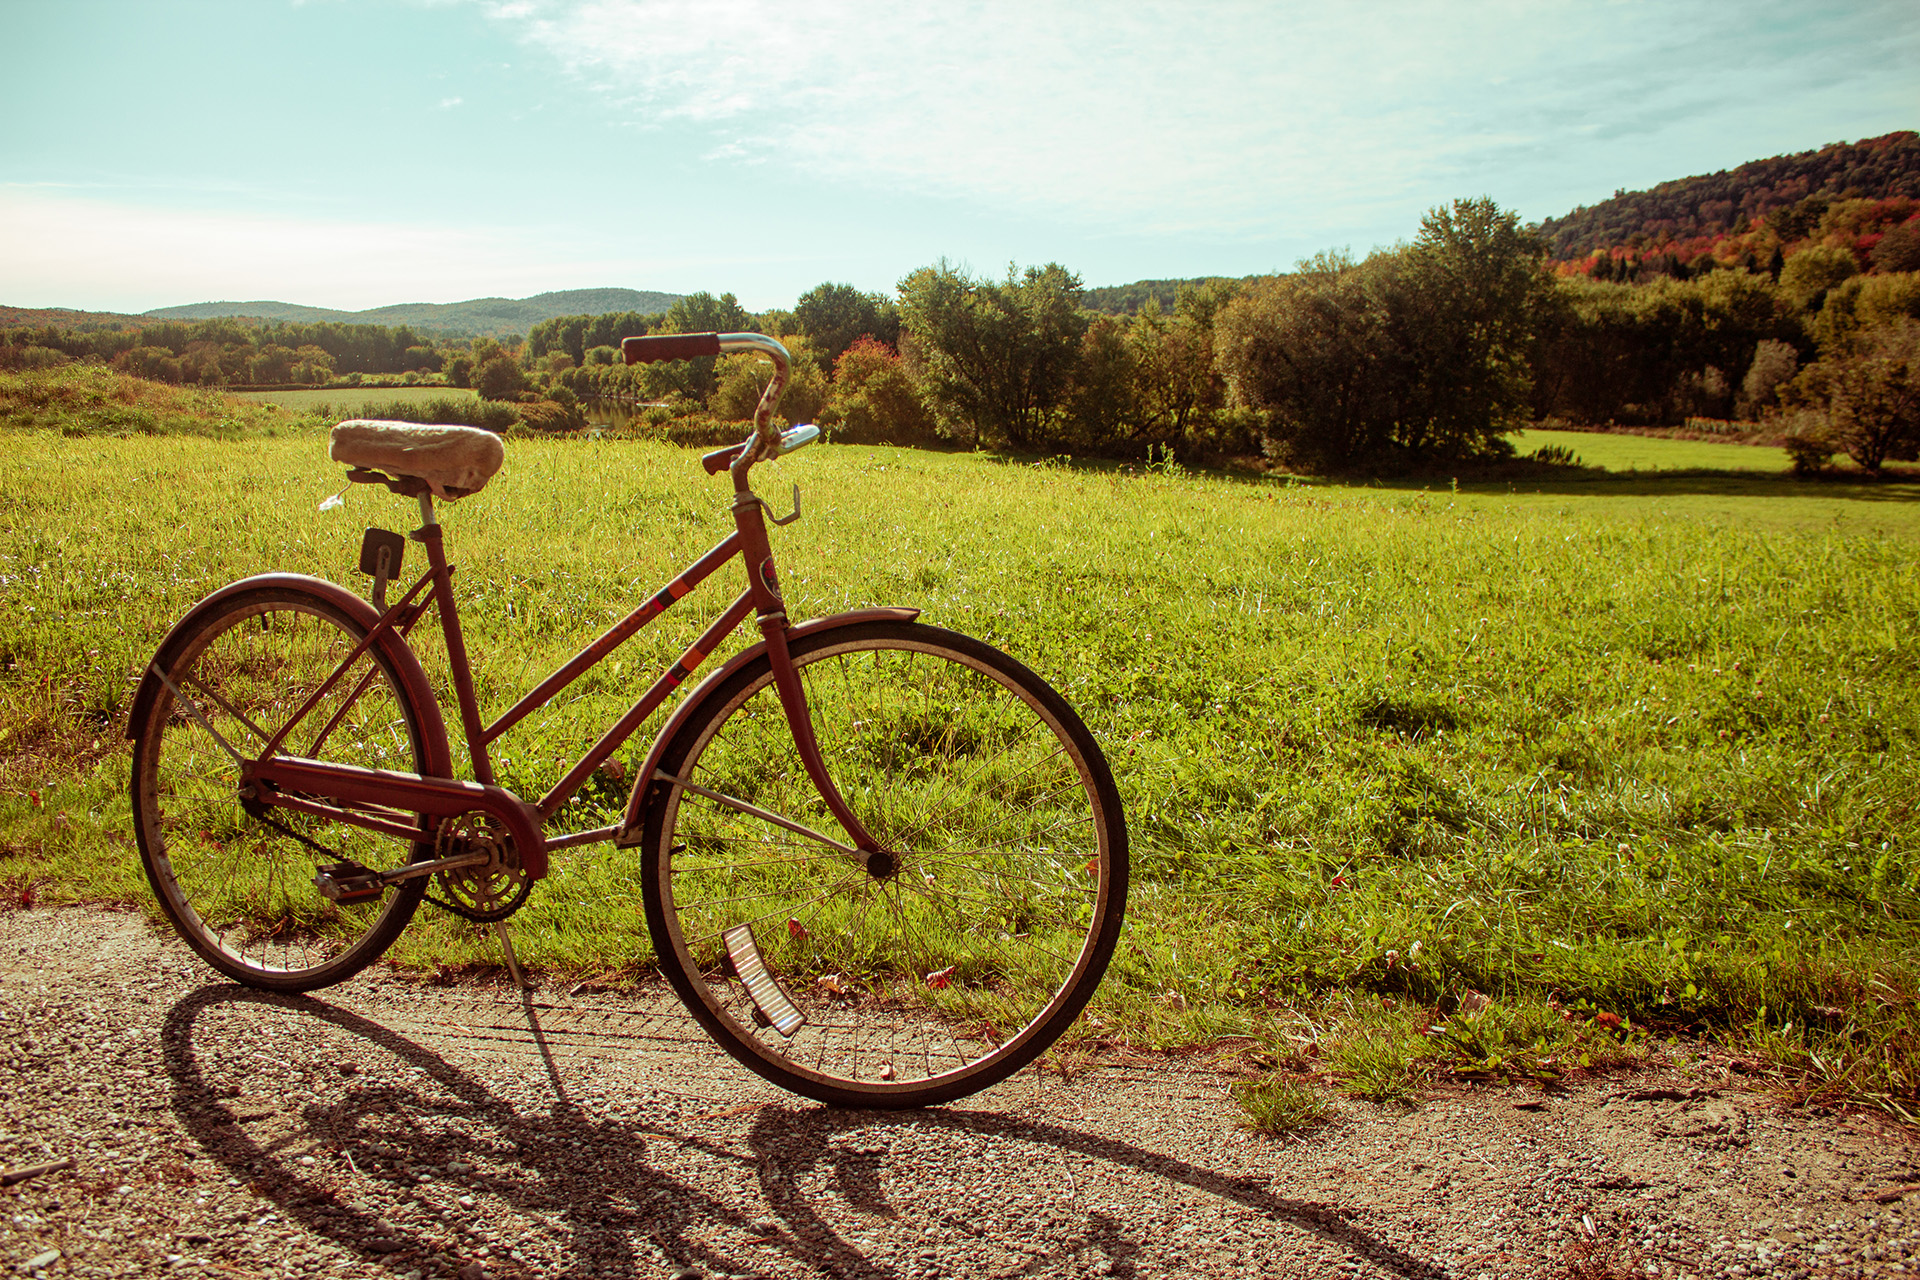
640 621 1128 1107
130 583 436 992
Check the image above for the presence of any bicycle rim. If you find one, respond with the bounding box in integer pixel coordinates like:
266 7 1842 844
131 586 431 991
642 622 1127 1107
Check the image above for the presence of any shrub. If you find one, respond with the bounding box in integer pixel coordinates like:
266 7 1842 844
827 338 939 445
1777 407 1837 474
516 398 586 432
475 355 527 402
349 396 520 432
1736 339 1799 418
1786 318 1920 471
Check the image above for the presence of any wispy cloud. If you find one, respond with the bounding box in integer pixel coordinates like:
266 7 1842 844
482 0 1919 241
438 95 464 109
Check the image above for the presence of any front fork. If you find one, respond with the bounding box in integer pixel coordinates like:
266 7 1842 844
731 473 886 859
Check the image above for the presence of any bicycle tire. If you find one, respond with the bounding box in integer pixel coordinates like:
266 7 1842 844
640 620 1128 1107
130 582 436 991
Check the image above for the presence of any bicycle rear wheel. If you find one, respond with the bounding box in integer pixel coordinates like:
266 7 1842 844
640 621 1128 1107
130 582 436 991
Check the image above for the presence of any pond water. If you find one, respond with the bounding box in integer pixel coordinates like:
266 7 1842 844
581 397 654 429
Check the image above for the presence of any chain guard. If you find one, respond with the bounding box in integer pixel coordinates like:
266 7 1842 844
426 809 532 923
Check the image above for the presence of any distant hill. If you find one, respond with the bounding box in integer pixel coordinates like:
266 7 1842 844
1533 131 1920 260
142 288 686 337
0 304 152 333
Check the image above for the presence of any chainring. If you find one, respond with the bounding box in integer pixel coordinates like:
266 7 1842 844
427 809 532 923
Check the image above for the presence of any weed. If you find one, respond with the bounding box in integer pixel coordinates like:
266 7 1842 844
1233 1075 1332 1135
1328 1012 1424 1104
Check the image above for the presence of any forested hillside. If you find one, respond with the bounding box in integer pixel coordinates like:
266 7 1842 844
1534 131 1920 276
143 288 685 337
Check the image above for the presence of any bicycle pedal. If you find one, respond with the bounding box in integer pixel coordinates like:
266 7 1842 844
313 862 385 904
722 924 807 1037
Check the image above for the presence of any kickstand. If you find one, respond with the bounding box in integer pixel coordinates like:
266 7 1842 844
494 919 529 990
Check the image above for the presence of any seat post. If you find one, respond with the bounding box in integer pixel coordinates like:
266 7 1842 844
413 494 494 787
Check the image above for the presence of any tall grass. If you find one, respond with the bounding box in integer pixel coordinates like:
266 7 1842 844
2 418 1917 1111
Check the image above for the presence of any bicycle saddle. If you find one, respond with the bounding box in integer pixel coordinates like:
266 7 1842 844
329 420 505 499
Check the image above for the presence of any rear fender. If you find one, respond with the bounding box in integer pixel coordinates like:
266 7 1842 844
127 573 453 781
612 606 919 847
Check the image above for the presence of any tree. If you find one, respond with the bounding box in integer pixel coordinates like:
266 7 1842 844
1215 252 1395 469
475 355 527 402
794 283 900 370
827 338 938 445
1873 217 1920 273
1123 283 1234 454
247 344 297 384
1778 244 1860 313
1787 318 1920 470
649 292 756 403
1736 339 1798 418
709 339 827 426
896 261 1088 449
1384 196 1552 458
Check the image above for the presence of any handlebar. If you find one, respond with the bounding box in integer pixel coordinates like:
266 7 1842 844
622 330 791 474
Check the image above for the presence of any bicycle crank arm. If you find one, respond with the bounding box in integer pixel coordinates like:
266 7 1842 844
380 851 491 883
246 755 549 880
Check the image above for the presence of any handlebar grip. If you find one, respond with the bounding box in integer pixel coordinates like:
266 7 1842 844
621 333 723 365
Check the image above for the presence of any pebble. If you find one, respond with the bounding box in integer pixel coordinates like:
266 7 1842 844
5 907 1916 1280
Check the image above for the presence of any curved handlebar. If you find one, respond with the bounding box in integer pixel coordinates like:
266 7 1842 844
620 333 722 363
620 330 791 475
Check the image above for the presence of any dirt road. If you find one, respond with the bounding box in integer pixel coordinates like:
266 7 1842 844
0 907 1914 1279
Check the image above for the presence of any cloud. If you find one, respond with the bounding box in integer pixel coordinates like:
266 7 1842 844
438 95 464 108
480 0 1920 241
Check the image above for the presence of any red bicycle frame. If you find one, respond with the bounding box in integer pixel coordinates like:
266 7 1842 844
162 333 913 885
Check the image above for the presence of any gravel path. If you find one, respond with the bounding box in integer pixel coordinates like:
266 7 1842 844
1 906 1915 1279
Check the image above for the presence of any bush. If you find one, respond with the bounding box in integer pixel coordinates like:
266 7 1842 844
1786 318 1920 471
0 344 67 372
1736 339 1799 418
516 397 586 433
475 355 527 402
827 339 939 445
1779 409 1837 474
349 396 520 432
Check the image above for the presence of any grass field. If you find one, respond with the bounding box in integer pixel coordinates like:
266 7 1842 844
1512 427 1795 474
3 365 1917 1114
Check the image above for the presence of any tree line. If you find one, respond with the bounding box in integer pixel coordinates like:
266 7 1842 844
0 316 451 387
7 196 1918 473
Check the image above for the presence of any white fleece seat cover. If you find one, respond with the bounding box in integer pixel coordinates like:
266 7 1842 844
328 420 505 499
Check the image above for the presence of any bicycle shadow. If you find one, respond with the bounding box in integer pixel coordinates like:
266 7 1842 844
161 985 1444 1279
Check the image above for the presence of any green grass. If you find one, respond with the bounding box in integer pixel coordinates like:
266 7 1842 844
1231 1075 1332 1134
1512 427 1795 474
3 382 1918 1116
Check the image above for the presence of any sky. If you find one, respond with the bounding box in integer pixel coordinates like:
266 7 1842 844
2 0 1916 315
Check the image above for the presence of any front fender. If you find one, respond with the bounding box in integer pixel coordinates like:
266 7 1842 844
613 606 919 847
126 573 453 782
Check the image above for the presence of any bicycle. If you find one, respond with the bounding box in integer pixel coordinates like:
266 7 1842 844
127 331 1129 1108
